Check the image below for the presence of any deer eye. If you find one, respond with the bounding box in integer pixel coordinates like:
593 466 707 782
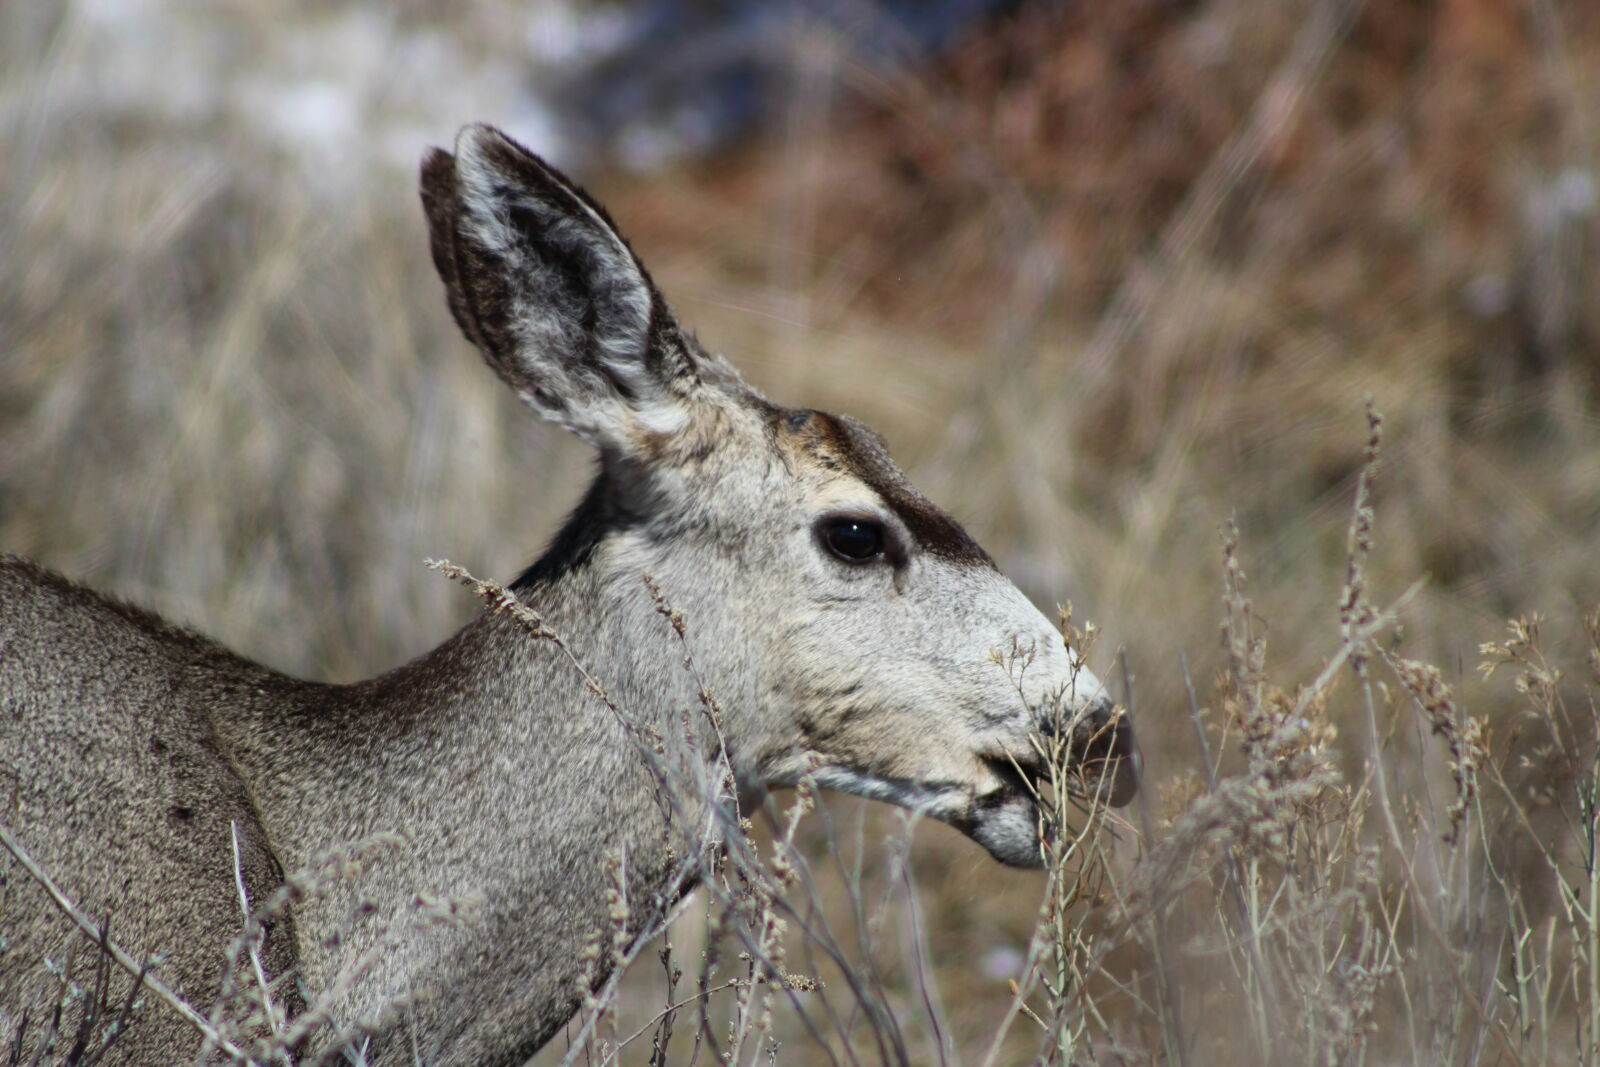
821 517 887 563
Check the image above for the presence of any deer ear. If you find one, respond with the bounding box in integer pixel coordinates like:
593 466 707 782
420 124 708 448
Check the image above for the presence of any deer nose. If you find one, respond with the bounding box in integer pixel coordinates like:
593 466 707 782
1065 695 1140 808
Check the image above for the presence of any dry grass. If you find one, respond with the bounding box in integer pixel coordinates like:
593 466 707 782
4 0 1600 1063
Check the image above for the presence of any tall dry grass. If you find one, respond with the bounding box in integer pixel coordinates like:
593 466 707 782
4 0 1600 1063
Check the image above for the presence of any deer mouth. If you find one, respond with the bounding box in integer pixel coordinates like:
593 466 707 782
980 753 1044 800
960 742 1139 870
964 721 1141 868
792 731 1138 869
963 768 1049 868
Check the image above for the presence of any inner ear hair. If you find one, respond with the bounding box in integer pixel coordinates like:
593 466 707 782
419 125 704 443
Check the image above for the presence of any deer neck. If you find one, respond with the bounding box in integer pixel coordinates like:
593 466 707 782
221 544 741 1061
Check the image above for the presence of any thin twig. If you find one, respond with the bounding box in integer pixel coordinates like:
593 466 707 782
0 821 254 1063
1122 651 1191 1067
231 821 287 1051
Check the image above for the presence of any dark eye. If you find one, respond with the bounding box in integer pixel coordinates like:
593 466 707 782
822 518 886 563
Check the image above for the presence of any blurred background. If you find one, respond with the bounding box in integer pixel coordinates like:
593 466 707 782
3 0 1599 1062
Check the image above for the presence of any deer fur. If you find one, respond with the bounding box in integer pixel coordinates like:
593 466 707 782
0 125 1136 1065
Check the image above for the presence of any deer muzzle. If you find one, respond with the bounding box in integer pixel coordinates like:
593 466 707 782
1064 695 1139 808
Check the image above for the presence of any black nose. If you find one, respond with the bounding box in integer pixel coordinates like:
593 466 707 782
1067 696 1140 808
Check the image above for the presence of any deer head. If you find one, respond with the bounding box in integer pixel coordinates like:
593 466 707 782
420 125 1136 868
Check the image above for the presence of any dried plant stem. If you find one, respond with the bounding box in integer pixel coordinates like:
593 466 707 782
1182 652 1275 1056
229 821 287 1054
1356 673 1526 1067
1121 651 1191 1067
554 890 704 1067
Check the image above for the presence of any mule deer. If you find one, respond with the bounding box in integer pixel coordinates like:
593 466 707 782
0 124 1136 1064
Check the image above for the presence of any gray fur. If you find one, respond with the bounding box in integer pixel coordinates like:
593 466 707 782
0 125 1136 1065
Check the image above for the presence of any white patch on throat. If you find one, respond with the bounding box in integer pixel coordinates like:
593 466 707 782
806 766 969 822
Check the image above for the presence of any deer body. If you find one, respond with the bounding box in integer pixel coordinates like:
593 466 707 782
0 127 1134 1065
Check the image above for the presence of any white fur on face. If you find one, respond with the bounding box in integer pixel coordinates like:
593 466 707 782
759 561 1107 858
639 425 1117 868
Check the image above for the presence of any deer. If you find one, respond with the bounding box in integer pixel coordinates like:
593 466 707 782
0 124 1137 1065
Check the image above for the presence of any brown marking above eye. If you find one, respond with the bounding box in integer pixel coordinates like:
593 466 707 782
775 407 995 568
